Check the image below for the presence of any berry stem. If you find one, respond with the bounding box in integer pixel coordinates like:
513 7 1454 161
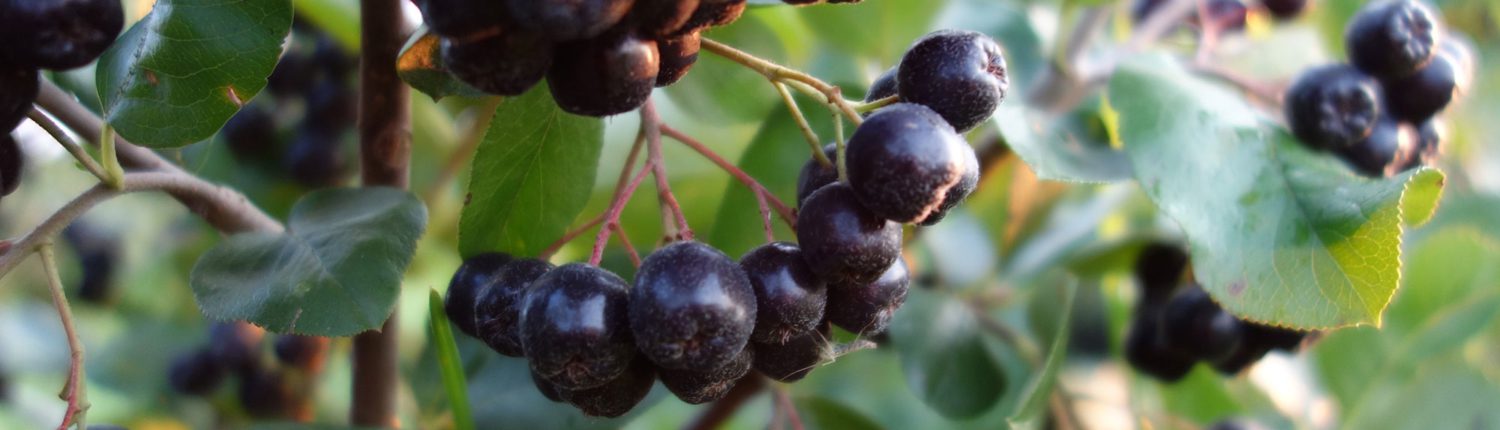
772 81 832 169
683 376 766 430
833 114 848 182
540 130 647 259
853 95 899 114
39 243 89 430
641 100 693 241
659 125 797 229
699 38 864 126
27 109 109 183
98 125 124 190
589 160 655 266
753 188 776 243
774 388 806 430
1193 62 1283 105
611 223 642 268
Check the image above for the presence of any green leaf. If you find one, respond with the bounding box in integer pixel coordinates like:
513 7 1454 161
397 29 489 101
1109 55 1446 329
994 103 1133 183
97 0 293 147
428 290 475 430
795 396 886 430
890 290 1008 419
191 188 428 336
706 105 815 258
458 84 604 258
1008 281 1076 428
798 0 940 65
1385 226 1500 334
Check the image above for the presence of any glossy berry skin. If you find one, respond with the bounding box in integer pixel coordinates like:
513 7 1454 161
274 335 322 368
531 370 564 402
417 0 508 38
1339 119 1413 177
521 263 636 390
864 67 898 103
560 355 657 418
1285 65 1382 151
826 258 910 336
795 144 839 207
506 0 634 41
0 65 36 132
443 29 553 97
548 32 659 117
1160 286 1243 362
1345 0 1439 80
167 349 226 396
1262 0 1309 20
847 103 969 224
896 30 1008 133
753 322 831 382
474 258 555 357
1 134 23 198
741 242 827 344
0 0 123 70
445 253 513 338
797 183 903 285
633 0 700 36
658 347 752 404
655 31 700 87
1124 309 1196 382
222 105 276 163
1383 50 1461 123
630 241 757 371
917 138 979 227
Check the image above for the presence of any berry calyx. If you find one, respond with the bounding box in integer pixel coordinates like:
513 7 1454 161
752 322 832 382
475 258 555 357
796 183 904 285
520 263 637 390
1285 65 1382 151
846 103 970 225
445 252 513 338
740 242 828 344
825 257 910 336
630 241 757 371
1345 0 1439 80
896 30 1008 133
548 32 659 117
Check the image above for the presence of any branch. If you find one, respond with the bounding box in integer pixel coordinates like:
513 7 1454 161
640 100 692 241
32 81 282 235
589 159 655 266
682 376 765 430
659 125 797 229
40 244 88 430
541 132 647 259
351 0 411 426
700 38 863 125
27 109 108 183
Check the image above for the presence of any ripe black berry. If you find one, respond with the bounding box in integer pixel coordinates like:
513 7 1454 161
1160 286 1243 362
285 128 346 188
521 263 636 390
442 29 553 97
630 241 757 371
446 253 512 337
633 0 700 36
753 322 831 382
548 32 659 117
655 31 700 87
1210 340 1269 375
896 30 1008 133
1133 243 1188 302
1339 118 1413 177
1124 310 1196 382
864 67 898 103
795 144 838 207
1245 322 1308 352
796 183 903 285
167 349 226 396
658 347 752 404
268 51 315 98
916 139 979 227
238 369 288 418
1383 50 1461 123
1345 0 1439 80
846 103 969 224
531 369 564 402
0 66 37 132
826 258 910 336
677 0 747 35
274 335 322 368
208 322 263 374
505 0 633 41
475 258 554 357
67 225 119 305
222 105 276 163
305 81 357 129
1284 65 1382 151
0 0 123 70
416 0 508 38
740 242 827 344
1262 0 1309 20
559 355 657 418
1 134 23 198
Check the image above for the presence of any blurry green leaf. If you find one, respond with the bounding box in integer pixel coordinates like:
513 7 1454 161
1110 55 1445 329
707 104 815 257
891 290 1008 419
994 104 1133 183
192 188 427 336
292 0 361 51
467 351 662 429
1396 292 1500 365
666 15 786 124
249 425 381 430
796 396 887 430
1385 226 1500 334
918 210 998 287
429 289 475 430
1343 365 1500 430
1312 327 1388 408
798 0 941 65
1159 367 1245 423
397 29 489 100
458 84 603 258
1009 281 1076 428
97 0 292 147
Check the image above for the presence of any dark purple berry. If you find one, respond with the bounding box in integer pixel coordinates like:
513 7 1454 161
1133 243 1188 302
1285 65 1382 151
284 127 346 188
1383 50 1461 123
475 258 555 357
167 349 226 396
896 30 1008 133
753 322 832 382
846 103 969 224
796 183 903 285
222 104 276 163
1124 309 1196 382
633 0 700 36
864 67 898 103
655 31 700 87
1262 0 1309 20
560 355 657 418
658 347 752 404
417 0 508 38
1345 0 1439 80
1160 286 1243 362
63 223 119 304
238 369 288 418
1 134 23 198
0 66 36 132
676 0 747 35
442 28 553 97
208 322 263 374
445 253 513 338
521 263 636 390
826 258 910 336
795 143 838 207
548 32 659 117
268 51 315 97
630 241 757 371
1338 118 1414 177
1210 340 1270 375
532 369 564 402
0 0 123 70
916 138 979 226
304 81 357 129
273 335 322 368
741 242 827 344
505 0 634 41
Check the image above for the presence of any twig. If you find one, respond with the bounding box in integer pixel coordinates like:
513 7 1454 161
772 81 830 169
774 388 805 430
539 132 647 259
39 244 88 430
832 113 847 182
640 100 692 241
754 189 775 243
590 160 656 266
659 125 797 229
682 376 765 430
351 0 411 426
854 95 898 113
26 110 108 183
611 223 642 267
700 38 864 126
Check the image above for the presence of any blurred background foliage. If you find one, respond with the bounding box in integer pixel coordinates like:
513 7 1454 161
1 0 1499 428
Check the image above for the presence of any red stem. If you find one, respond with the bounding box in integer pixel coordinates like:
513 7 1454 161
611 223 642 267
590 160 655 266
659 124 798 229
540 131 647 259
641 100 693 241
754 189 775 243
776 388 806 430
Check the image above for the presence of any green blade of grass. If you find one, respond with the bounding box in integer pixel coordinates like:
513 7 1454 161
428 289 475 430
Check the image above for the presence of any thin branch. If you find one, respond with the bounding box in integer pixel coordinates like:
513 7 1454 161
27 109 108 182
774 388 805 430
640 100 692 241
540 132 647 259
700 38 864 126
540 214 606 259
754 189 775 243
772 81 830 169
1194 63 1284 105
659 125 797 229
590 160 656 266
833 113 847 182
40 244 88 430
682 376 765 430
853 95 898 114
611 223 642 267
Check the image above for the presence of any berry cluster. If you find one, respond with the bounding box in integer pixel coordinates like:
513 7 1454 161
414 0 751 117
1286 0 1470 177
167 322 325 417
1124 244 1311 382
221 25 357 188
0 0 125 199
